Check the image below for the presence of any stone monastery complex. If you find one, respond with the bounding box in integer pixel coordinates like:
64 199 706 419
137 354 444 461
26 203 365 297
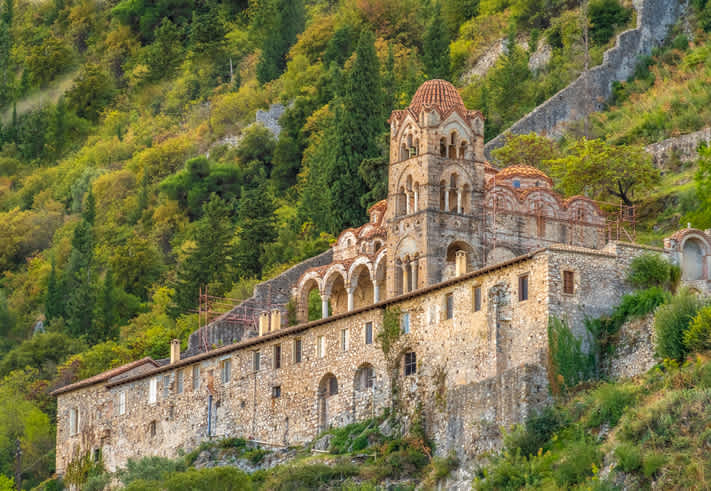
51 80 711 474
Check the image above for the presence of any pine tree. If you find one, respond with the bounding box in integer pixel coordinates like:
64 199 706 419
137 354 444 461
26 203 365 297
172 194 235 314
95 270 118 343
256 0 305 84
235 183 277 278
382 44 396 112
423 3 451 80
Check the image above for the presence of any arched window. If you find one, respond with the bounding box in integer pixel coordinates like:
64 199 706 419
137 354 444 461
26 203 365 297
354 364 375 391
449 132 458 159
439 138 447 157
400 143 408 161
459 141 467 159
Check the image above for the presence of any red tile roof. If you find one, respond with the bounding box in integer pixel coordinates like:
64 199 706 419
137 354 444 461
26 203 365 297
51 357 160 396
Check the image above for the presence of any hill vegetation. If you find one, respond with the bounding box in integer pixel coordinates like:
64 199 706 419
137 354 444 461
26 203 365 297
0 0 711 487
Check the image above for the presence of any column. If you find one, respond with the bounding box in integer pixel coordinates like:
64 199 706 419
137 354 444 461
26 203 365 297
410 259 418 290
405 192 411 215
373 281 380 303
347 287 354 311
321 295 329 319
402 265 410 294
457 190 462 214
444 189 450 212
414 191 419 212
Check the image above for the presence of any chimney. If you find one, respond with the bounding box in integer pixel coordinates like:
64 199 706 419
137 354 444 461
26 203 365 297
259 312 270 336
270 309 281 332
170 339 181 364
455 250 467 277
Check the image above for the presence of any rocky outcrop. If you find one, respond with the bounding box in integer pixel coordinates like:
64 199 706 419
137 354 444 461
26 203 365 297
485 0 687 159
603 314 657 380
256 104 286 138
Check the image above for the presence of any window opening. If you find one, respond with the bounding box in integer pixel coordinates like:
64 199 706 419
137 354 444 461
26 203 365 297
519 274 529 301
563 270 575 294
365 322 373 344
401 312 410 334
473 286 482 312
274 344 282 369
404 352 416 376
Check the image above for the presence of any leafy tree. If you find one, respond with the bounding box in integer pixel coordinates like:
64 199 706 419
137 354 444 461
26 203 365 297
588 0 631 45
546 138 659 206
324 25 355 67
45 257 64 323
441 0 480 34
141 18 184 81
423 3 451 80
234 183 276 278
95 270 119 343
0 17 11 108
66 64 116 122
256 0 305 84
172 194 235 314
0 332 85 379
234 124 276 169
189 3 226 54
491 132 561 169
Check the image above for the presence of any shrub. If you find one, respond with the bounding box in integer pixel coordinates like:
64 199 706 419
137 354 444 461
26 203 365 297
162 467 251 490
553 439 601 486
504 406 564 457
655 289 706 361
642 452 666 478
684 305 711 353
614 442 642 472
262 462 359 490
117 456 186 485
548 316 595 392
586 383 637 428
627 254 679 291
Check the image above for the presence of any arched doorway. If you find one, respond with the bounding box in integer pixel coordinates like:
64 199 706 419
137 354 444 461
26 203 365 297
318 373 339 432
682 238 706 281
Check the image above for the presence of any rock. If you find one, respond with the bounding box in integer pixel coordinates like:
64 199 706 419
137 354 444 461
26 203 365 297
528 41 552 72
313 433 333 451
378 418 394 438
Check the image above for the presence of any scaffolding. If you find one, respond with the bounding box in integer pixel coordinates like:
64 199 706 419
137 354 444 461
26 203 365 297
195 285 283 353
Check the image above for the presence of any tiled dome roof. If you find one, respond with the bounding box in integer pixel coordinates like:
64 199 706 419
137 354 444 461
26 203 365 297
409 79 466 116
495 165 552 183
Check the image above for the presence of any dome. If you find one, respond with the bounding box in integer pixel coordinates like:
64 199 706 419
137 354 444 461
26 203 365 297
409 79 466 116
495 165 551 182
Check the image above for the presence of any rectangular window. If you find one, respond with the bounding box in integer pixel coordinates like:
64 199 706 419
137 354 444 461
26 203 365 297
69 408 78 435
473 286 482 312
272 385 281 398
404 352 416 376
294 338 302 363
148 378 158 404
401 312 410 334
563 270 575 294
221 359 231 383
317 335 326 358
177 370 184 394
162 375 170 397
253 351 261 371
341 328 349 351
365 322 373 345
445 293 454 320
519 274 529 302
192 365 200 391
119 392 126 415
274 344 282 369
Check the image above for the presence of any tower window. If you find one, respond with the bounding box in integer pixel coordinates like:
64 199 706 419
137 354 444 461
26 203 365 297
365 322 373 344
445 293 454 320
473 286 482 312
519 274 529 302
563 271 575 294
400 312 410 334
513 179 521 189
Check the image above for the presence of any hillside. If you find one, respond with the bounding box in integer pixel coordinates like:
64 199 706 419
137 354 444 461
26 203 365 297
2 0 711 487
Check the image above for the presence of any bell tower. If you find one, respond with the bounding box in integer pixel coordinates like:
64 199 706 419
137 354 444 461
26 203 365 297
384 80 487 297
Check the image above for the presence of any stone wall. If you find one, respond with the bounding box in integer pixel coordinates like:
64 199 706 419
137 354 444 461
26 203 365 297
645 127 711 168
603 314 657 380
484 0 686 159
185 249 333 356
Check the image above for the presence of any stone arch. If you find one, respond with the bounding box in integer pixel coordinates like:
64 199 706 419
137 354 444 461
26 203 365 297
323 265 348 316
296 273 323 323
397 185 407 216
487 187 517 211
682 236 707 281
317 373 339 431
448 131 459 158
445 241 475 279
374 250 387 302
486 246 516 266
348 259 375 309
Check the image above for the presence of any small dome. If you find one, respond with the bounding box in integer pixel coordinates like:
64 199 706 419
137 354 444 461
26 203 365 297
409 79 466 116
495 165 552 183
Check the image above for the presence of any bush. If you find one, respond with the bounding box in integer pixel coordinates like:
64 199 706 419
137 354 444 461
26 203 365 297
614 442 642 472
627 254 679 291
684 305 711 353
655 289 706 361
642 452 666 478
163 467 251 490
262 462 359 490
118 456 186 485
548 316 595 392
504 406 564 457
553 439 601 486
586 383 637 428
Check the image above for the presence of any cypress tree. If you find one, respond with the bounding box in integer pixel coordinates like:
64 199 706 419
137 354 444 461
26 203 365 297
382 44 396 112
423 3 451 80
95 270 118 343
45 257 64 323
328 30 384 231
235 183 277 278
256 0 305 84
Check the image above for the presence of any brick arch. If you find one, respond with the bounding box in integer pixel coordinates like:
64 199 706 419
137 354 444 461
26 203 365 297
486 186 517 211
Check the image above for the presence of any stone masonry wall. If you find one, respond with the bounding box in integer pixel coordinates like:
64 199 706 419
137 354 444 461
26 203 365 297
485 0 686 159
645 127 711 168
603 314 657 379
56 246 650 474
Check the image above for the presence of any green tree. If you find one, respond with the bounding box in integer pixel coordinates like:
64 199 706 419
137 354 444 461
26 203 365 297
45 257 64 323
256 0 305 84
324 25 354 67
0 18 11 108
172 194 235 314
95 270 118 343
588 0 631 45
189 4 225 54
66 64 116 122
235 183 276 278
491 132 561 169
142 18 184 81
423 3 451 80
546 138 659 205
